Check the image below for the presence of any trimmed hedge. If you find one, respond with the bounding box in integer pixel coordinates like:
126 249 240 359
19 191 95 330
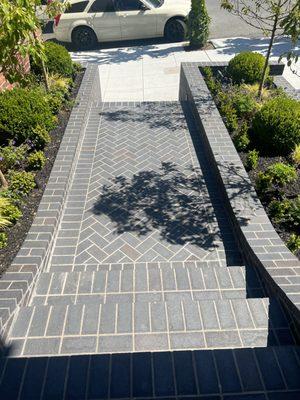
227 52 268 84
0 87 55 147
32 42 74 78
252 96 300 155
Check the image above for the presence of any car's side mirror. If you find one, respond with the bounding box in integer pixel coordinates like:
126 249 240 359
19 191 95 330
140 3 149 11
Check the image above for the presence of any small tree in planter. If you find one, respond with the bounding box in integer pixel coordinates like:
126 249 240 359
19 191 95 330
187 0 211 49
221 0 298 98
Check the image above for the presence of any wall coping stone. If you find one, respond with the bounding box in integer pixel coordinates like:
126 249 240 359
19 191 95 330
0 64 101 340
179 61 300 335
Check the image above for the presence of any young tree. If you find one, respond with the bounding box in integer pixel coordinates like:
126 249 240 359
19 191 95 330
221 0 298 98
0 0 66 89
280 1 300 74
187 0 211 48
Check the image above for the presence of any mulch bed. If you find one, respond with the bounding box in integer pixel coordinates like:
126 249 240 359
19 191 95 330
0 69 85 275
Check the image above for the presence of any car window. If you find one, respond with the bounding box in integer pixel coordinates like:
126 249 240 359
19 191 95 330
89 0 115 12
65 1 89 13
114 0 143 11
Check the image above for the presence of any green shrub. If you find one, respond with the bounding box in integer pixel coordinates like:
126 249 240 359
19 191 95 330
8 171 36 199
202 67 222 95
256 171 273 193
266 163 297 187
292 144 300 166
46 74 72 114
252 96 300 155
227 52 268 84
287 233 300 253
246 149 259 170
28 151 46 170
269 198 292 222
233 122 250 151
1 203 22 223
31 125 51 149
0 232 8 249
32 42 74 78
0 88 55 147
231 91 258 118
0 141 28 171
0 198 13 228
188 0 211 48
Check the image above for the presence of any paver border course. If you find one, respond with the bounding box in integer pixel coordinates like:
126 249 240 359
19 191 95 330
179 61 300 338
0 64 101 340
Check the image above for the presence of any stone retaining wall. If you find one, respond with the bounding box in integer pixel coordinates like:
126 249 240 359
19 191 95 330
179 61 300 338
0 64 101 340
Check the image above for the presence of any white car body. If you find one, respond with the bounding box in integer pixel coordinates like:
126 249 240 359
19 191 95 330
53 0 190 43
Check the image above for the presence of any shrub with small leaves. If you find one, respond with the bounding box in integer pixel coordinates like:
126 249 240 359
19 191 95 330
246 149 259 170
256 171 273 193
0 232 8 249
252 96 300 155
8 171 36 199
292 144 300 166
287 234 300 254
227 52 269 84
0 198 13 228
219 99 239 132
202 67 222 95
28 151 46 170
231 91 258 118
233 122 250 151
269 198 292 223
31 125 51 150
0 141 28 171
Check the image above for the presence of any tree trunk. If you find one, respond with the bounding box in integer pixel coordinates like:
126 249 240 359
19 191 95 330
258 2 281 99
0 170 8 189
33 31 50 92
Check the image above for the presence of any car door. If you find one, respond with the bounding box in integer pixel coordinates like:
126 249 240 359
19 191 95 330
114 0 158 40
88 0 121 41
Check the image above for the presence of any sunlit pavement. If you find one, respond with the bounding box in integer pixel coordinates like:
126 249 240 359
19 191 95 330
70 36 300 102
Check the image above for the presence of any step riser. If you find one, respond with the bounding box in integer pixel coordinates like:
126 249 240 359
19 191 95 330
9 298 296 357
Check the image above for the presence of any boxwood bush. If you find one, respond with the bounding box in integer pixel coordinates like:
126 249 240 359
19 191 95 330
252 96 300 155
0 88 55 147
32 42 74 78
227 52 268 84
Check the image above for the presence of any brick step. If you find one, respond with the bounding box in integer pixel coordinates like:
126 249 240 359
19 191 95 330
1 346 300 398
8 297 295 357
32 264 265 306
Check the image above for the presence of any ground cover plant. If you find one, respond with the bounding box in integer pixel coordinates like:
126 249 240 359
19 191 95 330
202 52 300 257
0 41 83 271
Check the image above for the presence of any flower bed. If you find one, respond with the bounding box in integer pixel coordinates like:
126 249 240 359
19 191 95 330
0 42 83 275
200 54 300 258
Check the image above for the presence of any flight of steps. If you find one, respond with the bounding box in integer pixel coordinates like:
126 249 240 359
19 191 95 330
7 261 296 357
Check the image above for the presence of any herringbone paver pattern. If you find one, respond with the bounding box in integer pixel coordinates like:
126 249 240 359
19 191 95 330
49 102 241 271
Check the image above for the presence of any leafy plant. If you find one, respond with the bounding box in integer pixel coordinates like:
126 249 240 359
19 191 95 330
0 203 22 223
287 233 300 253
202 67 222 95
246 149 259 170
8 171 36 199
0 141 28 171
31 125 51 149
256 171 273 193
32 42 74 78
292 144 300 166
0 87 55 146
231 91 259 118
187 0 211 48
269 198 292 222
28 151 46 170
233 122 250 151
0 232 8 249
0 198 13 229
252 96 300 155
227 52 269 85
266 163 297 187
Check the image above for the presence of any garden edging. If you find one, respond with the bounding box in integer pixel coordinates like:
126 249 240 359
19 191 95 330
180 61 300 336
0 64 101 340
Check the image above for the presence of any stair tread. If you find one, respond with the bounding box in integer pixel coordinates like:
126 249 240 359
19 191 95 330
32 264 265 305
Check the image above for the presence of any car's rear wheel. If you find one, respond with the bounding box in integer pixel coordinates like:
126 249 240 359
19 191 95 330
164 19 186 42
72 26 97 50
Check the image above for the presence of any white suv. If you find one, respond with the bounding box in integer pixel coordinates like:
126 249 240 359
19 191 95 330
53 0 190 49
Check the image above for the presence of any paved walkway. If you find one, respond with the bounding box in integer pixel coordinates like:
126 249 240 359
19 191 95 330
6 102 296 359
71 37 300 102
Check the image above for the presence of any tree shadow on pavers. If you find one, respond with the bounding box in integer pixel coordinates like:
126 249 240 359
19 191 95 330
93 162 222 253
99 103 188 132
212 36 299 59
1 346 300 399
